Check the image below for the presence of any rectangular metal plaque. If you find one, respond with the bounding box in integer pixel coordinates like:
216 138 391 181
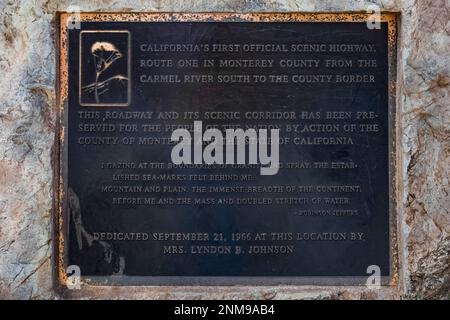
57 13 397 285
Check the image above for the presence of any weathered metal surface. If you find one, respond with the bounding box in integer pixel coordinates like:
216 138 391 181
56 12 398 287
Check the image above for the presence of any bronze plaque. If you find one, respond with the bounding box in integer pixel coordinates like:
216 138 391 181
57 13 397 285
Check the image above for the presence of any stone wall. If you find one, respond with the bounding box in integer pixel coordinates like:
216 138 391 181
0 0 448 299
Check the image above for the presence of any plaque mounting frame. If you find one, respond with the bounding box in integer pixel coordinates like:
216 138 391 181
54 12 399 291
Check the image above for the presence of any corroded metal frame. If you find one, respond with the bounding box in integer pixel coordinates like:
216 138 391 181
55 12 398 292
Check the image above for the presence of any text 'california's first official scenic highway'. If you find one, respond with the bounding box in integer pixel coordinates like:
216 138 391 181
64 18 392 284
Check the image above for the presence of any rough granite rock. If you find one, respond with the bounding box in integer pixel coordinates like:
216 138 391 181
0 0 449 299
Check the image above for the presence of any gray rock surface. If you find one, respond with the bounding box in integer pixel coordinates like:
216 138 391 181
0 0 449 299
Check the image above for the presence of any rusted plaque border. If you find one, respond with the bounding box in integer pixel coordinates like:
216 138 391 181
55 12 399 289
